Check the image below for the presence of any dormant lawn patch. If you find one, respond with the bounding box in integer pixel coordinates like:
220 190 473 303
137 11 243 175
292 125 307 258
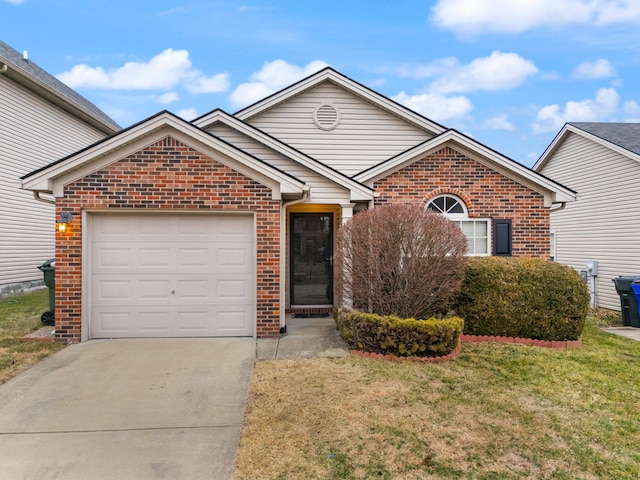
234 317 640 479
0 290 64 385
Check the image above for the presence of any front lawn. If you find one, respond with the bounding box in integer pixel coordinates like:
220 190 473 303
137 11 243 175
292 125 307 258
234 316 640 479
0 289 64 385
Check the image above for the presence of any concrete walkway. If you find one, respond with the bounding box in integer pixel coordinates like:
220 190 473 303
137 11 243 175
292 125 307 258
257 315 350 360
604 326 640 341
0 338 255 480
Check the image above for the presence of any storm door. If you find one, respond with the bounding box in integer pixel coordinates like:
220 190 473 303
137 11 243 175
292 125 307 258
290 213 333 306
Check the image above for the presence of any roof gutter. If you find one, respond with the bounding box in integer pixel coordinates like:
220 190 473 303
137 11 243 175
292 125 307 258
550 201 566 212
33 191 55 205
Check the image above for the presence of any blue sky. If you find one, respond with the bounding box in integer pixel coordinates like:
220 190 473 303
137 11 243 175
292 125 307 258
3 0 640 167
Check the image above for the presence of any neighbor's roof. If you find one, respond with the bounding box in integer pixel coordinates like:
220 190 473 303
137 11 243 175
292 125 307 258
534 122 640 172
0 40 120 134
569 122 640 156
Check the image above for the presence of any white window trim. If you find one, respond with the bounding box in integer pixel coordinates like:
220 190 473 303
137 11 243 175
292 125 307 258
454 218 492 256
426 195 491 257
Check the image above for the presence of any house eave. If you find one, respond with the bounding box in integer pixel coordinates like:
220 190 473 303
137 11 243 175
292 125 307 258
193 109 374 202
20 112 306 201
232 67 446 136
355 129 577 207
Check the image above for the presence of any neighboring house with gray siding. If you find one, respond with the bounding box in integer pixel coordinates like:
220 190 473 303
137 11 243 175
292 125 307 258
534 122 640 310
0 40 119 295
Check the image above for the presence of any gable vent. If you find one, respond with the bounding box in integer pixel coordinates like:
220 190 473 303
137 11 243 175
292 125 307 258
313 103 340 131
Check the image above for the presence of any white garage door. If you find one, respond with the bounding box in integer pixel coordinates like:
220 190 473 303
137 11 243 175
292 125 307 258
89 214 254 338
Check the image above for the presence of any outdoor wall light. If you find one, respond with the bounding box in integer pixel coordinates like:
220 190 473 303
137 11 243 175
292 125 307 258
57 212 73 233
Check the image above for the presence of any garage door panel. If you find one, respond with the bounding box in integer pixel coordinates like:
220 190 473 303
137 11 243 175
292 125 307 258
138 248 172 269
216 215 252 237
217 308 252 333
97 280 131 301
139 280 172 301
90 214 255 338
98 248 131 268
177 308 212 332
217 279 251 301
175 279 211 300
177 247 213 269
138 311 173 333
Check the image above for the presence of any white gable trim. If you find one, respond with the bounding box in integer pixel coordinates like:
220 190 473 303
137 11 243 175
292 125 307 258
534 123 640 172
232 67 446 136
193 110 373 202
20 112 305 200
355 130 576 207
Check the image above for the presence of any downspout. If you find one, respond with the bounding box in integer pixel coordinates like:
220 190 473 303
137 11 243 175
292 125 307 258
0 63 8 74
279 186 310 334
550 202 566 212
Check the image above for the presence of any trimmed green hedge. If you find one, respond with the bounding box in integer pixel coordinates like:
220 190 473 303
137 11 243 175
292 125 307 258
452 257 590 341
335 308 463 357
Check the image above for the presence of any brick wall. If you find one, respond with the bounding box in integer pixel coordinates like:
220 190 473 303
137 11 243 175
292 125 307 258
374 146 550 258
54 136 281 343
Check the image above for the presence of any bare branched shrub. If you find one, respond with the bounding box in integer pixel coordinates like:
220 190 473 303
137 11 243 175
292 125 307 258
335 203 468 318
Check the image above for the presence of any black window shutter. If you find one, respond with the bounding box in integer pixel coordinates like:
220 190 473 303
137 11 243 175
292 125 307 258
493 219 512 256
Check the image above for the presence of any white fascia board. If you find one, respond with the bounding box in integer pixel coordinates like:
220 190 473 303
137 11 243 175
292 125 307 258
194 110 373 202
234 68 446 135
355 130 576 207
532 125 569 172
21 113 305 200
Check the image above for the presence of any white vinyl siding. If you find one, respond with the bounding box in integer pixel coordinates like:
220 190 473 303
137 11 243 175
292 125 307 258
0 76 106 290
246 82 433 176
539 132 640 310
207 123 351 202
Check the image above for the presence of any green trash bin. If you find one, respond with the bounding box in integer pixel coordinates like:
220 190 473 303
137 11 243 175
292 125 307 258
612 276 640 328
38 258 55 326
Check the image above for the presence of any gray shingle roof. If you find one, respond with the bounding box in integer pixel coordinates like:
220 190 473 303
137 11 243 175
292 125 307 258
0 40 120 133
569 122 640 156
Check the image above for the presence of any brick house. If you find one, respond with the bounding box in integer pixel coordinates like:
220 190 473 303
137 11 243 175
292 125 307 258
20 68 575 342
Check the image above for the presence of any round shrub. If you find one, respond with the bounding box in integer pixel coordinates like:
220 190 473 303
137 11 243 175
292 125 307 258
334 203 468 319
453 257 590 341
335 308 463 358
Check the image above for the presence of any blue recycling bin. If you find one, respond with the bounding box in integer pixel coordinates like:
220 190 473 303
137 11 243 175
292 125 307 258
631 283 640 328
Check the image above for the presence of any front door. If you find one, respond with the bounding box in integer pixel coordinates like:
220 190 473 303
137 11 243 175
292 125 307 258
290 213 333 306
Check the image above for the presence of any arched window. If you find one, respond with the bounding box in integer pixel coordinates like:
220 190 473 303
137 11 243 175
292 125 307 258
426 195 490 255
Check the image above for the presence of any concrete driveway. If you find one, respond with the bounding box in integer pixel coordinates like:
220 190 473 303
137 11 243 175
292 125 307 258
0 338 255 480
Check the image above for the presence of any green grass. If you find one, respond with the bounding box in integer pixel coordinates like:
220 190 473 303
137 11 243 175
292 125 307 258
235 315 640 479
0 289 64 384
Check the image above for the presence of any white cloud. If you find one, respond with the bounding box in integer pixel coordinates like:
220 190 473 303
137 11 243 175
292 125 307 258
156 92 179 104
177 108 198 120
392 91 473 122
572 59 616 79
596 1 640 25
426 51 538 94
484 114 515 131
431 0 640 34
57 49 230 94
230 59 328 108
623 100 640 117
185 72 230 94
533 88 620 132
